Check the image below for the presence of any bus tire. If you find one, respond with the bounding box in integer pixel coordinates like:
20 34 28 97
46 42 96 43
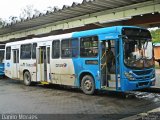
23 71 31 86
81 75 95 95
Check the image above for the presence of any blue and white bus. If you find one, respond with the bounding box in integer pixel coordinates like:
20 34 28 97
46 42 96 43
4 26 155 94
0 44 5 76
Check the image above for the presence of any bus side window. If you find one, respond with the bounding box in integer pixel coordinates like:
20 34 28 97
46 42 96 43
6 46 11 60
13 50 19 63
61 38 79 58
80 36 98 57
61 39 71 58
32 43 37 59
52 40 60 59
71 38 79 58
20 44 32 59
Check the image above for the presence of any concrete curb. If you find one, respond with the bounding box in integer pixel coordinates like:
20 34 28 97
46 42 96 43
120 107 160 120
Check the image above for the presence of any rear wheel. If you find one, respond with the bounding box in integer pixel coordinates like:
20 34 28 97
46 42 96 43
23 71 31 86
81 75 95 95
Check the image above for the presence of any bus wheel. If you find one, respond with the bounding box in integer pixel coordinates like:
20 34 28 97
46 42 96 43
23 71 31 86
81 75 95 95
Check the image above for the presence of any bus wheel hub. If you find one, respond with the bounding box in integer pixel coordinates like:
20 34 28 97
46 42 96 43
84 80 92 90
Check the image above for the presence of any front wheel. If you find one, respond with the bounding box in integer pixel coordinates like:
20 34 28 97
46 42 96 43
81 75 95 95
23 71 31 86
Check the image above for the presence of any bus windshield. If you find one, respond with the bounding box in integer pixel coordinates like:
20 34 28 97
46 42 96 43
122 28 154 69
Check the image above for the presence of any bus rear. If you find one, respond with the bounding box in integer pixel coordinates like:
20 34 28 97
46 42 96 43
0 44 5 76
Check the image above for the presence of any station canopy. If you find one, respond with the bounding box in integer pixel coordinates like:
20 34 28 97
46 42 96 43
0 0 153 35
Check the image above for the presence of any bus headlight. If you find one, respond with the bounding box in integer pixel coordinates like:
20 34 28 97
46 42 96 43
124 72 135 80
151 73 155 79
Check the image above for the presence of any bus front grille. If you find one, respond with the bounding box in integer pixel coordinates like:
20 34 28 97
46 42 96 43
132 69 152 76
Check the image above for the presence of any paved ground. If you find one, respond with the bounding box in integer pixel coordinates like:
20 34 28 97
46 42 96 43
0 69 159 120
156 69 160 88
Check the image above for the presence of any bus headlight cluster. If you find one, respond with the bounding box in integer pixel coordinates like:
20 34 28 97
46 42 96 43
151 73 155 79
124 72 135 80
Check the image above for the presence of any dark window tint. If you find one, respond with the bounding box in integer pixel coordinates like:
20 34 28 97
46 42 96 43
20 44 31 59
0 45 5 49
61 39 79 58
122 28 151 40
32 43 37 59
71 39 79 57
13 51 16 63
0 50 4 62
39 47 46 64
13 50 19 63
61 39 71 58
80 36 98 57
6 46 11 60
52 40 60 58
47 47 50 63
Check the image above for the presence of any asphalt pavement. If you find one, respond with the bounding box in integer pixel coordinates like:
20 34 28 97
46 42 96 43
156 69 160 88
0 69 159 120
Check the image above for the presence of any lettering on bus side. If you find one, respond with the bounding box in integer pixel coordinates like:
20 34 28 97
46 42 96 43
26 63 35 67
55 63 67 68
20 63 36 67
85 60 98 65
105 36 114 39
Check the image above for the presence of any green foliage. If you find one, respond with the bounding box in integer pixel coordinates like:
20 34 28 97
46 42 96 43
0 18 5 27
150 29 160 43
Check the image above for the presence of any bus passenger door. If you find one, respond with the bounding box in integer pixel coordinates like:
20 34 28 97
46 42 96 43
12 49 19 79
46 46 51 82
100 40 120 90
37 46 47 82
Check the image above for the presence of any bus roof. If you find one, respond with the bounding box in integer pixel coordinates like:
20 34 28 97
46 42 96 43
6 26 142 46
72 26 141 38
6 33 73 46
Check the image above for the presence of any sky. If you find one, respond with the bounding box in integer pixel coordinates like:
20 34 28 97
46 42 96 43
0 0 83 20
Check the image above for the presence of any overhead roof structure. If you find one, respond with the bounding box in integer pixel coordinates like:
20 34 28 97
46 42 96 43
0 0 160 42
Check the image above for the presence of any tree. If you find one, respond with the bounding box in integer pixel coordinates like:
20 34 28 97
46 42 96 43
0 18 3 25
0 18 7 27
151 29 160 43
1 4 56 25
34 9 41 17
19 5 34 19
19 5 42 20
46 6 55 12
8 16 18 23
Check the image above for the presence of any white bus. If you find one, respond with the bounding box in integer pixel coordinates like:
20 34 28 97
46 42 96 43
5 33 75 86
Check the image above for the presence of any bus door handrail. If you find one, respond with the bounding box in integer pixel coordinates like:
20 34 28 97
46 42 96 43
101 51 107 70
